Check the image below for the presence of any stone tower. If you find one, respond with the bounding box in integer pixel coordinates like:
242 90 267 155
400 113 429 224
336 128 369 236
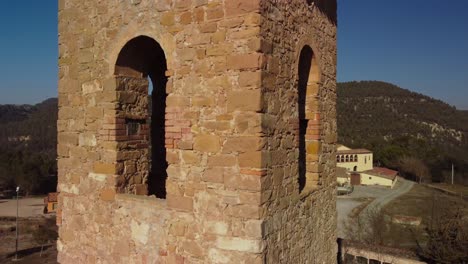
57 0 337 263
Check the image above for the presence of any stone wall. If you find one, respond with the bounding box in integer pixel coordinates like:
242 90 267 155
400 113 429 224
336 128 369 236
57 0 337 263
259 1 337 263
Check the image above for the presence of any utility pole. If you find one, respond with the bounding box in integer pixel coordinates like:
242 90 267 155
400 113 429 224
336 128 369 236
14 186 19 261
452 163 454 185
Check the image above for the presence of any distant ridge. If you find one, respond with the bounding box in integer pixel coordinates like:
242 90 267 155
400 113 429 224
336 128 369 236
337 81 468 183
0 81 466 186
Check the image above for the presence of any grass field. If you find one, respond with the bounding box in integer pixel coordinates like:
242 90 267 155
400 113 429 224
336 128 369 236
0 216 57 264
427 182 468 197
382 183 468 248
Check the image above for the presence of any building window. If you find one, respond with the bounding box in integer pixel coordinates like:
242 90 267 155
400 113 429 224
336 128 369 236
114 35 168 198
297 45 321 192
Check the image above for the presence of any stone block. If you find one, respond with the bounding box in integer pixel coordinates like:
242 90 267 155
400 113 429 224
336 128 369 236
183 240 204 257
225 173 261 191
239 71 262 88
193 134 220 153
160 11 175 26
182 151 200 164
215 237 262 253
306 141 321 155
207 154 237 167
167 195 193 211
100 188 116 201
205 221 229 235
227 90 262 112
227 53 263 70
94 162 117 174
131 220 149 245
223 136 264 153
238 151 264 168
225 0 261 16
82 80 102 94
202 168 224 183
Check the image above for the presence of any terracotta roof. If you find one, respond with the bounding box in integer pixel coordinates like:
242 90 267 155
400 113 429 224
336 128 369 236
363 167 398 180
337 149 372 154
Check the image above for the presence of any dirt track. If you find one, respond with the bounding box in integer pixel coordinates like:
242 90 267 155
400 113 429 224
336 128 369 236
337 178 414 238
0 198 48 218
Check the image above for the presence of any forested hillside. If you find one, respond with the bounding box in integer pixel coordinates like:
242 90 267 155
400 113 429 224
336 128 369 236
0 99 57 195
337 81 468 183
0 81 467 194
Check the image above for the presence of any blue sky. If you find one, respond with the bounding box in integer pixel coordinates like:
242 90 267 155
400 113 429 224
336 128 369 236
0 1 467 109
338 0 468 109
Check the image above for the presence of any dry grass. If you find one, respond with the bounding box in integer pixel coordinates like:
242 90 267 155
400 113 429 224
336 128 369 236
0 217 57 264
381 184 468 248
428 183 468 197
348 197 375 218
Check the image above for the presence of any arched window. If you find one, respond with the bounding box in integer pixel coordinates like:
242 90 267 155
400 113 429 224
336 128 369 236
336 155 340 162
353 166 357 172
354 155 358 162
114 36 168 198
345 155 349 162
340 155 344 163
297 45 321 192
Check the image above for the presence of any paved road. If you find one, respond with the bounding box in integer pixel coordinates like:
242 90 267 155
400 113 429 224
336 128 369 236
359 177 414 218
0 197 47 218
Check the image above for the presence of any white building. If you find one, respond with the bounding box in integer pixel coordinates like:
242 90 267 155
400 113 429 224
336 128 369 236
336 145 398 188
336 145 373 172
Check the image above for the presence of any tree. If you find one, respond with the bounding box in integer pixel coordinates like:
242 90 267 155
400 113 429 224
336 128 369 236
342 207 396 263
399 156 431 183
416 198 468 263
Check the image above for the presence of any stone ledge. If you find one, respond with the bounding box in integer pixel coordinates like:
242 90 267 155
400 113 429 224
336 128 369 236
115 193 168 208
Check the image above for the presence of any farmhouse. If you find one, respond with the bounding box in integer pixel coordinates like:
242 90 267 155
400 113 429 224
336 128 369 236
336 145 398 188
360 167 398 188
336 145 373 172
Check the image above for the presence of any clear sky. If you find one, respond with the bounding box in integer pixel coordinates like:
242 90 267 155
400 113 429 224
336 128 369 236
0 1 467 109
338 0 468 110
0 2 58 105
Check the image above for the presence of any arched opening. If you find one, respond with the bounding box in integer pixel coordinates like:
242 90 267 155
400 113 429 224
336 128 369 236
340 155 344 163
345 155 349 163
354 155 358 162
297 45 321 192
336 155 340 163
353 166 357 172
114 36 168 198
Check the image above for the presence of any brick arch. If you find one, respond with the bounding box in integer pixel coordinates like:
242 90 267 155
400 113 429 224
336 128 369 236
297 44 322 192
115 35 167 78
106 24 175 77
112 35 168 198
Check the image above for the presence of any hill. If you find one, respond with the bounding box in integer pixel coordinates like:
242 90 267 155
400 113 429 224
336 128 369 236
337 81 468 183
0 98 57 194
0 81 466 192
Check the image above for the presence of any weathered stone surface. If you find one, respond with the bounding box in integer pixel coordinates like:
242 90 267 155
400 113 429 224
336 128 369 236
131 220 150 245
58 0 337 263
215 237 262 253
193 134 220 153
